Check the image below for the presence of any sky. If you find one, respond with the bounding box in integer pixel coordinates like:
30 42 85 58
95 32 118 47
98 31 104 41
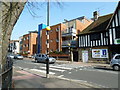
11 1 118 40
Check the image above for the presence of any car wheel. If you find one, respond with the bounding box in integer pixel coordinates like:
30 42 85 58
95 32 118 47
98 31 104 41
113 65 120 71
35 59 38 63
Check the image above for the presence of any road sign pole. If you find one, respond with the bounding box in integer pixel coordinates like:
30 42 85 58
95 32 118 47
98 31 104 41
46 0 50 78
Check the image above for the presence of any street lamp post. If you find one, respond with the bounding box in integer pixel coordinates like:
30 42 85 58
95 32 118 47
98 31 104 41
46 0 50 78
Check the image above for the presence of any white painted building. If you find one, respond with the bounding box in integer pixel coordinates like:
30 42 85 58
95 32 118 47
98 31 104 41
8 40 19 54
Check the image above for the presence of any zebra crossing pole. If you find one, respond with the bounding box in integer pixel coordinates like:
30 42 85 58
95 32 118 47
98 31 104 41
46 0 50 78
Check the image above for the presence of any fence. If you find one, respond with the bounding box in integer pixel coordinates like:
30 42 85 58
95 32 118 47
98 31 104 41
0 57 13 89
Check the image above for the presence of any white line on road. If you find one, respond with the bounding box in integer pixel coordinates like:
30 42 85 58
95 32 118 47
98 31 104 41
40 67 65 72
50 65 72 70
81 69 118 74
68 72 71 74
57 75 64 78
79 69 83 70
30 69 55 75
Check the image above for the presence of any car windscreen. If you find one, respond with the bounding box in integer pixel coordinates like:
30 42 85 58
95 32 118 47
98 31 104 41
115 55 120 59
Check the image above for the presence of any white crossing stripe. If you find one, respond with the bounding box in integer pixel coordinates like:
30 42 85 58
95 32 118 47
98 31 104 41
50 65 72 70
57 75 64 78
57 64 79 68
40 67 65 72
30 69 55 75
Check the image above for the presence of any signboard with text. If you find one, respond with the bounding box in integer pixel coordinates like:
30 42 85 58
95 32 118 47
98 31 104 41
114 38 120 44
92 49 108 58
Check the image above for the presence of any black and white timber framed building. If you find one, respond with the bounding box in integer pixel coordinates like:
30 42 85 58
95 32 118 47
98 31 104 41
77 2 120 63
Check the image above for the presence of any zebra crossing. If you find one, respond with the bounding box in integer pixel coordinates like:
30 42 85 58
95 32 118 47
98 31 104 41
16 60 111 77
14 61 117 78
14 60 85 76
28 64 76 75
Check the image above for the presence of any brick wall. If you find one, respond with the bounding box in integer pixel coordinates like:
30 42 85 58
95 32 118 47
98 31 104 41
41 18 92 55
22 34 29 56
29 33 37 56
41 23 65 54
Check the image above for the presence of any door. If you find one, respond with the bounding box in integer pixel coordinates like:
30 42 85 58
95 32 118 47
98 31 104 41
82 50 88 63
73 51 78 62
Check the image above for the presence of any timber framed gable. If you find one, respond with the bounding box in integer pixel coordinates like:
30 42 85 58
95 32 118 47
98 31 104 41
78 1 120 48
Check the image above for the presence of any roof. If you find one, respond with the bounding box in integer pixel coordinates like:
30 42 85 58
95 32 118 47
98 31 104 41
79 13 113 35
62 16 88 24
106 1 120 30
23 33 29 37
29 30 38 33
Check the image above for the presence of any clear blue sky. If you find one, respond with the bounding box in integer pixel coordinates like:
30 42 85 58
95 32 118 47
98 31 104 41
11 1 118 40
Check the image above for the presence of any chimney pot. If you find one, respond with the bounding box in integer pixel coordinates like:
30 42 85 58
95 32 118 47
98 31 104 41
93 11 99 21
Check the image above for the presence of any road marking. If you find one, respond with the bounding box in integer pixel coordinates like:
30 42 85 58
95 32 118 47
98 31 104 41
50 65 72 70
30 69 55 75
57 75 64 78
40 67 65 72
79 66 84 67
81 68 118 74
79 69 83 70
68 72 71 74
17 66 22 69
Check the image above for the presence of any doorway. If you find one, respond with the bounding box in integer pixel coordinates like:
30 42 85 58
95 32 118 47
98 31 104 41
73 51 78 62
82 50 88 63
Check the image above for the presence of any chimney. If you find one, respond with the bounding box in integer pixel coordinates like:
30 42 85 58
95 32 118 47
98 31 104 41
93 11 99 21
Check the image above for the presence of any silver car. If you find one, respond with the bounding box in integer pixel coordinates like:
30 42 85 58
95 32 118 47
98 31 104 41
14 55 23 60
35 54 56 63
110 54 120 71
7 54 15 59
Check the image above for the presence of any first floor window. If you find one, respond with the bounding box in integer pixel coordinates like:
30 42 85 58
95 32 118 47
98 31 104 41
115 27 120 38
90 33 101 41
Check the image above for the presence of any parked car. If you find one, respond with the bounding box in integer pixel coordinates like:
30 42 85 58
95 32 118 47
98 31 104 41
110 54 120 71
14 55 23 60
35 54 56 63
31 54 36 59
7 54 15 59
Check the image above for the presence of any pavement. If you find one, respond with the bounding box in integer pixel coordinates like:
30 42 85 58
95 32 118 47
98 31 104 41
12 68 94 88
12 58 112 88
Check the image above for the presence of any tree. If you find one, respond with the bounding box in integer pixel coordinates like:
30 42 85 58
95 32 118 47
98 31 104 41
0 0 27 69
0 1 27 88
0 0 63 88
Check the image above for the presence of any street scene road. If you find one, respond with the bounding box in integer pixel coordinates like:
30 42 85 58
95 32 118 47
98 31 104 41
12 58 119 88
1 1 120 89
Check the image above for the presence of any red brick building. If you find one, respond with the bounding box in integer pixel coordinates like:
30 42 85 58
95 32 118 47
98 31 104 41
22 34 29 56
40 17 93 54
20 31 38 57
41 23 66 54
